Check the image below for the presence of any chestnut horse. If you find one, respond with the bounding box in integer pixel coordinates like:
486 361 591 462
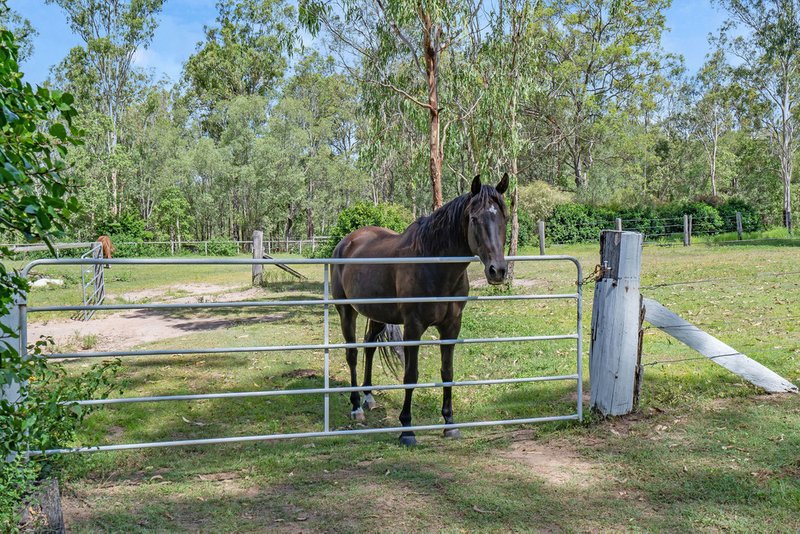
331 174 509 445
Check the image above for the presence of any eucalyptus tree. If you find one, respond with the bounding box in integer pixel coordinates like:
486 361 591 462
533 0 670 190
183 0 297 139
278 53 365 238
300 0 483 210
45 0 165 217
483 0 545 277
715 0 800 229
690 50 734 197
0 4 36 61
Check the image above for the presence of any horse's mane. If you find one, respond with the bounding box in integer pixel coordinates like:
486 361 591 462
406 186 506 256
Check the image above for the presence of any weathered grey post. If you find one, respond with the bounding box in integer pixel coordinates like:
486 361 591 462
736 212 743 240
537 220 546 255
1 291 26 460
683 214 690 246
589 230 644 416
615 218 622 231
252 231 263 285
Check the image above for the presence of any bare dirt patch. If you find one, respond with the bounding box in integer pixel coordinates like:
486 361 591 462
29 283 291 353
116 283 259 304
30 310 287 353
499 436 596 487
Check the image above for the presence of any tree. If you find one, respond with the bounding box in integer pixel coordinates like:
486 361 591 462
690 50 734 198
716 0 800 230
300 0 483 210
275 53 365 238
183 0 296 139
532 0 670 189
484 0 544 279
0 4 37 61
1 8 85 525
46 0 165 216
153 186 193 243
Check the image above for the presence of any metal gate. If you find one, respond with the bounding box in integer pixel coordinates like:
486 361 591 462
78 242 105 321
17 255 583 455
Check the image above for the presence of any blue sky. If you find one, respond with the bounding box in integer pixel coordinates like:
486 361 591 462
10 0 728 86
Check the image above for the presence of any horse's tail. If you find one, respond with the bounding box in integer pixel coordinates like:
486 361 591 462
366 320 405 379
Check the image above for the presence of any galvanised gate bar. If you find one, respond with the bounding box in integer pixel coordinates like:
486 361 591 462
18 255 584 455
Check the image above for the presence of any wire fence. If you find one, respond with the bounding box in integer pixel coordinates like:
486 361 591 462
2 210 797 261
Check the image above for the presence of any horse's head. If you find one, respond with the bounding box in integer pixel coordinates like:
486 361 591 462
466 174 509 285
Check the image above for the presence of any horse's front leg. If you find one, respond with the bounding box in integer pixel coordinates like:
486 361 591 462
437 320 462 439
398 321 424 446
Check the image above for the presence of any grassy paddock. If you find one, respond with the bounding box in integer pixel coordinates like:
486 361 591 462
8 244 800 532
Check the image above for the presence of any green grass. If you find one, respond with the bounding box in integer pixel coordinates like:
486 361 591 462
6 244 800 532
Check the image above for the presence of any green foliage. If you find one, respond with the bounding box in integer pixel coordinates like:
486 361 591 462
206 238 240 257
95 210 150 241
317 202 413 257
0 456 36 531
0 339 120 530
546 203 614 244
717 198 762 232
184 0 296 138
539 198 763 244
518 181 573 222
0 16 122 528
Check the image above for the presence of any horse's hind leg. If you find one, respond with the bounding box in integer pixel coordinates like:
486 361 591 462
437 320 462 439
336 304 364 421
362 320 386 411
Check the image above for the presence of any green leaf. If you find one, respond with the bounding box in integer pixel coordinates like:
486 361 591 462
49 123 68 141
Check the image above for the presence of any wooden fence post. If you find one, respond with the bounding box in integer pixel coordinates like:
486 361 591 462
736 212 743 241
537 220 546 255
683 214 689 247
589 230 644 416
252 231 263 285
1 290 26 461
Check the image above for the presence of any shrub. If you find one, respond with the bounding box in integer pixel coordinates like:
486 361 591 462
518 181 573 222
717 198 762 232
0 338 120 530
546 203 615 244
94 210 150 241
317 203 413 258
206 238 239 256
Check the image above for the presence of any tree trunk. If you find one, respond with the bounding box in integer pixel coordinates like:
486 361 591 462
111 168 119 217
422 14 443 211
710 134 718 197
507 162 520 282
306 206 314 239
573 150 587 189
780 72 794 231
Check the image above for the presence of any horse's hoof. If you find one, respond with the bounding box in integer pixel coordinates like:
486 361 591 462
350 408 365 422
398 434 417 447
363 394 377 411
443 428 461 439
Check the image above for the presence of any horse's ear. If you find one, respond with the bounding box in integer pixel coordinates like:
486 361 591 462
496 173 509 194
471 175 482 196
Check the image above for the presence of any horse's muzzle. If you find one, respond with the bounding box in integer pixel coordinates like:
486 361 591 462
486 262 507 285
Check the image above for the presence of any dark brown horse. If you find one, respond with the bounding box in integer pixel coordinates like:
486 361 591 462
331 174 509 445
